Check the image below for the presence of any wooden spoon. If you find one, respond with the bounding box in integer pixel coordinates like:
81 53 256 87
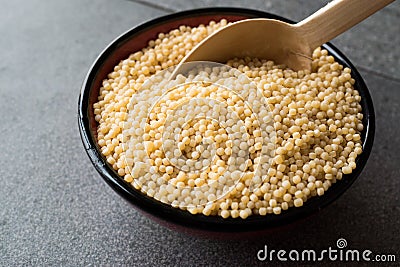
176 0 394 72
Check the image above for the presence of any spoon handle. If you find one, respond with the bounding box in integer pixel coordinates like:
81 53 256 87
296 0 394 49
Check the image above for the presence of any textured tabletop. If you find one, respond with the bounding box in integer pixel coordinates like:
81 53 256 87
1 0 399 266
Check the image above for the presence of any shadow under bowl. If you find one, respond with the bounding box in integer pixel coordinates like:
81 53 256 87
78 7 375 237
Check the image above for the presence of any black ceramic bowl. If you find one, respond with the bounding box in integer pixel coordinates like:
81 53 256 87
78 8 375 236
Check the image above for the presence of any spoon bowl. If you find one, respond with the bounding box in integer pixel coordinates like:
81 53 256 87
181 18 313 71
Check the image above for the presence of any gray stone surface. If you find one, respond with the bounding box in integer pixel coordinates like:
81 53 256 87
0 0 399 266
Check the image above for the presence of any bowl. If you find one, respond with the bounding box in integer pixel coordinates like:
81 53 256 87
78 7 375 236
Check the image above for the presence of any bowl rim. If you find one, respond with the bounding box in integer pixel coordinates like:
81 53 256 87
78 7 375 233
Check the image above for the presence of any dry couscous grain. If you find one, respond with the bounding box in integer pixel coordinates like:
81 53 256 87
93 19 363 218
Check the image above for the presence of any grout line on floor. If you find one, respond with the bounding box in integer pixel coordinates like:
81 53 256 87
127 0 176 13
356 65 400 84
